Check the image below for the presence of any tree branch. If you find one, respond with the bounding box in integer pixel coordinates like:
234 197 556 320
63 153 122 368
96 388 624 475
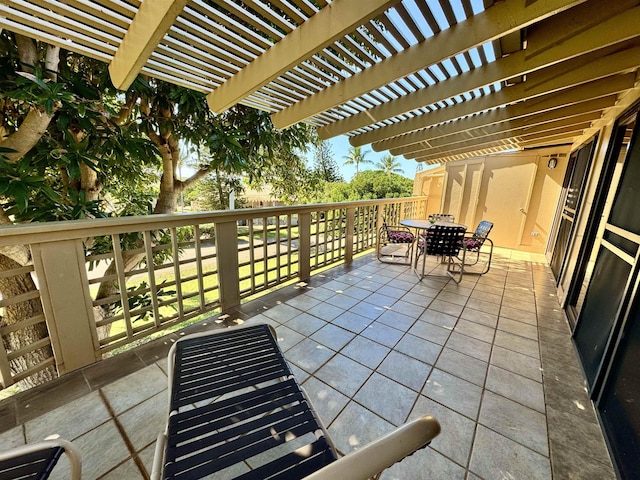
181 164 212 190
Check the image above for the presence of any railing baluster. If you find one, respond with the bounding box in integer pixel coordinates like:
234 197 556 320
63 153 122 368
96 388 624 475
171 228 184 319
143 231 161 328
112 233 133 339
194 225 205 312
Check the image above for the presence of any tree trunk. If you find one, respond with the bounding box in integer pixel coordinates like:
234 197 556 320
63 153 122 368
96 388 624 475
0 254 56 389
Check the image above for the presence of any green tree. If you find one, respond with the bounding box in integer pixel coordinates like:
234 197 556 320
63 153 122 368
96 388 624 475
0 33 315 387
343 145 372 177
350 170 413 199
376 154 404 176
313 141 343 183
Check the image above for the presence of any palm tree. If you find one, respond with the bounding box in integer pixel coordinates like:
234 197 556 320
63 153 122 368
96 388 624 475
343 146 372 176
376 154 404 176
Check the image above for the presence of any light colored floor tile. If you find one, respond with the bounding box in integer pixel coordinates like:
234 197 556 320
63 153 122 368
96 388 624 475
453 319 495 344
310 324 355 351
118 390 167 452
445 332 492 363
361 321 404 348
332 310 372 333
263 303 303 323
314 354 372 397
301 377 349 426
394 334 442 365
408 320 452 345
490 345 542 383
101 364 167 415
479 391 549 456
460 307 498 328
465 298 500 315
328 401 394 455
436 348 488 387
324 293 361 310
0 426 24 451
378 351 431 392
304 286 335 301
376 309 417 332
284 338 335 374
435 291 468 307
307 302 345 321
364 292 397 308
274 324 305 352
494 330 540 359
469 290 502 306
486 365 546 413
26 390 111 443
48 421 130 480
419 309 458 329
341 336 391 369
285 295 321 311
498 316 539 341
99 459 145 479
341 285 373 301
470 426 552 480
283 312 326 336
423 369 482 420
348 301 385 320
386 299 426 319
500 304 538 324
354 373 417 426
410 396 475 467
400 291 435 307
382 446 466 480
429 299 464 317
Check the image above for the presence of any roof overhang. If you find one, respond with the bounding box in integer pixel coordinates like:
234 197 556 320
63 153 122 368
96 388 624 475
1 0 639 164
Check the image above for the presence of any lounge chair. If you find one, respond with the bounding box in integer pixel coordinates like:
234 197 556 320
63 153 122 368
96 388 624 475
0 438 81 480
151 323 440 480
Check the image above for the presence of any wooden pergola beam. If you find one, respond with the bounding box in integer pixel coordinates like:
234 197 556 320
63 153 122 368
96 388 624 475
385 96 614 155
109 0 189 90
412 123 590 162
270 0 585 130
347 45 640 146
405 115 600 159
206 0 399 114
320 3 640 140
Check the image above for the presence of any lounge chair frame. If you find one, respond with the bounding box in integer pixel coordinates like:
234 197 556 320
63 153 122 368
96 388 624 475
0 439 81 480
151 323 440 480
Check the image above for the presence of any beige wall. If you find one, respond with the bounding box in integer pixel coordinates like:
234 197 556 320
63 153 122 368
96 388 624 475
412 166 446 215
414 148 570 253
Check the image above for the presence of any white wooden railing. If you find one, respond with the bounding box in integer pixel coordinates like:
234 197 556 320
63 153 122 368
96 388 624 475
0 197 428 389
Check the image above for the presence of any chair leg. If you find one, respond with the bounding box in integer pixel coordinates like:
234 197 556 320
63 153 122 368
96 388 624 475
447 249 465 284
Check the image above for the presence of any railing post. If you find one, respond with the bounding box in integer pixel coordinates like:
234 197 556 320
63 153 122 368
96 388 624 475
215 220 241 310
345 207 355 264
298 212 311 280
31 240 99 374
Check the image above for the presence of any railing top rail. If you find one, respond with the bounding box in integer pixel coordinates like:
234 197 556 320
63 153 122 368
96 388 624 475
0 197 429 246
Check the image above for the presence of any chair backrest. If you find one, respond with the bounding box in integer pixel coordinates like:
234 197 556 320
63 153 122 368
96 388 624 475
423 225 466 256
429 213 455 223
472 220 493 240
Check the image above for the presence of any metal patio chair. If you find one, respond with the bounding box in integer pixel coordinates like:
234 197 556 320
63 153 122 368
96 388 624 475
0 439 81 480
415 224 467 283
458 220 494 274
377 216 416 264
151 323 440 480
427 213 455 223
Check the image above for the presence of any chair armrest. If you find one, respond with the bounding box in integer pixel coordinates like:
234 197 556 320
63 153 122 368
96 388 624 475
0 439 82 480
301 415 440 480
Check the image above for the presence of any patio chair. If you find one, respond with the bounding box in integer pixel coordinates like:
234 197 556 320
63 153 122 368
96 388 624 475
428 213 455 223
151 323 440 480
377 216 415 264
415 224 467 283
0 438 82 480
458 220 494 274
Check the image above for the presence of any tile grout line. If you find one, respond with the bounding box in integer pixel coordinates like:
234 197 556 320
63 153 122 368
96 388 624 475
97 389 150 480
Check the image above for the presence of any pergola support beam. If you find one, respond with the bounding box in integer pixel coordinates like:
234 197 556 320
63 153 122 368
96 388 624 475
347 46 640 146
109 0 189 90
271 0 585 129
321 4 640 140
206 0 399 114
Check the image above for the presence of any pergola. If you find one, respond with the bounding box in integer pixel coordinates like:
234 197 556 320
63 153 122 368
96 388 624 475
1 0 639 164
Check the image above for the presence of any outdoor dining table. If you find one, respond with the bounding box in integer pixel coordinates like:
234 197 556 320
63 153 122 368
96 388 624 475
400 219 468 278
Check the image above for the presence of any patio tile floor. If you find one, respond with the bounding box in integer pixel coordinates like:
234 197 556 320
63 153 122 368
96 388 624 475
0 249 616 479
